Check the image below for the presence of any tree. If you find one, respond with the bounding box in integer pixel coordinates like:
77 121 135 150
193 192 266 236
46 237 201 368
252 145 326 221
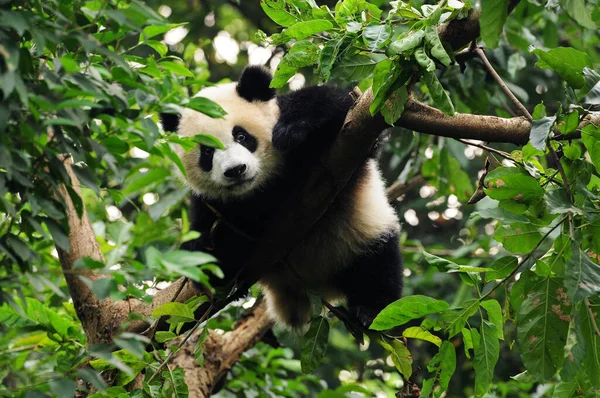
1 0 599 397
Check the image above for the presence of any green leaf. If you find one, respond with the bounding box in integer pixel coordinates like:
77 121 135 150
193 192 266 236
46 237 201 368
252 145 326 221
122 168 170 195
472 321 500 397
155 331 177 343
474 208 529 224
301 316 329 373
481 300 504 340
144 40 168 57
462 328 473 358
438 299 480 338
44 219 69 251
0 297 82 340
381 86 408 125
318 37 345 81
484 167 544 203
423 251 492 274
533 47 592 89
387 30 425 55
151 302 195 321
479 0 509 48
194 327 209 366
285 40 319 68
402 326 442 346
91 278 118 300
334 54 383 82
485 256 518 282
379 338 412 378
559 0 597 29
271 59 297 88
148 189 188 221
191 134 225 149
424 26 450 67
50 378 77 398
185 97 227 119
422 70 454 115
72 163 100 195
370 295 449 330
581 125 600 174
160 61 194 78
140 23 187 40
363 24 392 50
494 222 543 254
517 277 570 380
557 110 580 135
426 341 456 398
415 48 435 72
564 243 600 302
529 116 556 151
579 297 600 388
285 19 333 40
261 0 298 27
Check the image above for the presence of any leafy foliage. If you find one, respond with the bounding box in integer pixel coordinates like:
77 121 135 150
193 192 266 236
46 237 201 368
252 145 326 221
2 0 600 397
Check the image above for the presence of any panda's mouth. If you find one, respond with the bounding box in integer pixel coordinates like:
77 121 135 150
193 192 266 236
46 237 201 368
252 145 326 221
224 177 256 190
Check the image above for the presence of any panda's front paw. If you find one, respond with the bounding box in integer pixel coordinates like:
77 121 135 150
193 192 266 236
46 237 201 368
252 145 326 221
272 122 310 151
350 305 379 329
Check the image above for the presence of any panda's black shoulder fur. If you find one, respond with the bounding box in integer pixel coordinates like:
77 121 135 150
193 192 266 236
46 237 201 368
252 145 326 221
273 85 354 153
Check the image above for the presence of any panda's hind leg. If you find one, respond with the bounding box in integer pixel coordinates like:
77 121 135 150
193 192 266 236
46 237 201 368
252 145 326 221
337 232 403 328
261 279 311 331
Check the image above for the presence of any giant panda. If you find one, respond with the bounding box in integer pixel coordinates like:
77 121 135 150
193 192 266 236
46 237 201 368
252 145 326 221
161 66 403 330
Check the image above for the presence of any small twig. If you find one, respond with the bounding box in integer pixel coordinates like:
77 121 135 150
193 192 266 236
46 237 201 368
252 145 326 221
456 138 513 161
584 298 600 337
0 345 40 355
386 175 426 201
147 304 215 384
474 47 532 122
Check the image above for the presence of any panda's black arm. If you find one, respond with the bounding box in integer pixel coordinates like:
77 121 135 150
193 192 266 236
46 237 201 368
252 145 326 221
181 195 216 252
272 86 354 152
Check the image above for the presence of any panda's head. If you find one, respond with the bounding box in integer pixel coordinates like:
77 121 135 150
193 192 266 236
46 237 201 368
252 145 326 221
161 66 281 201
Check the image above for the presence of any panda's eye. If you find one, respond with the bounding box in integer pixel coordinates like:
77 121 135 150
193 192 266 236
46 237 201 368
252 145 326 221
235 131 247 143
203 147 214 156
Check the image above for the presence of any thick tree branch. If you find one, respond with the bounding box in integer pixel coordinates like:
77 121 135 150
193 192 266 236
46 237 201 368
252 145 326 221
172 301 273 397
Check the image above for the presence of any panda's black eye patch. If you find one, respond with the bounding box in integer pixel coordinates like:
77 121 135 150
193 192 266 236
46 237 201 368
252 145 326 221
232 126 257 153
199 145 214 172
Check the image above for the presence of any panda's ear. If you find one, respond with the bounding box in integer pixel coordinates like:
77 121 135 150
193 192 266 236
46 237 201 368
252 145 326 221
160 112 181 132
236 66 276 102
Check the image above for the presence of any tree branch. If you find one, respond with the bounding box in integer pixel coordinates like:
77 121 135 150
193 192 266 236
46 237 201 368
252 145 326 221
172 301 273 396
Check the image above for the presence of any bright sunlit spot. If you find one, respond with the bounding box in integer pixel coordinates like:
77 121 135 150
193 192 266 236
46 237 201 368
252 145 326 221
158 5 171 17
247 43 273 66
106 205 122 222
404 209 419 226
142 193 158 205
214 31 239 64
164 26 188 46
204 12 215 27
130 147 149 159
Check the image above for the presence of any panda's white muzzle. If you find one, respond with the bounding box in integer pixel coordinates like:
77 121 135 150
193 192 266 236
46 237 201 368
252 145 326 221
212 144 259 191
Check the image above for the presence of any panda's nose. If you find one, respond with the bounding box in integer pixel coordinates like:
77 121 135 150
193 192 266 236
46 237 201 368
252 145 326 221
224 164 247 179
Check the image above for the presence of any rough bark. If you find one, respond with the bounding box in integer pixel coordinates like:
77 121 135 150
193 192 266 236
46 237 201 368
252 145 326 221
171 302 273 397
